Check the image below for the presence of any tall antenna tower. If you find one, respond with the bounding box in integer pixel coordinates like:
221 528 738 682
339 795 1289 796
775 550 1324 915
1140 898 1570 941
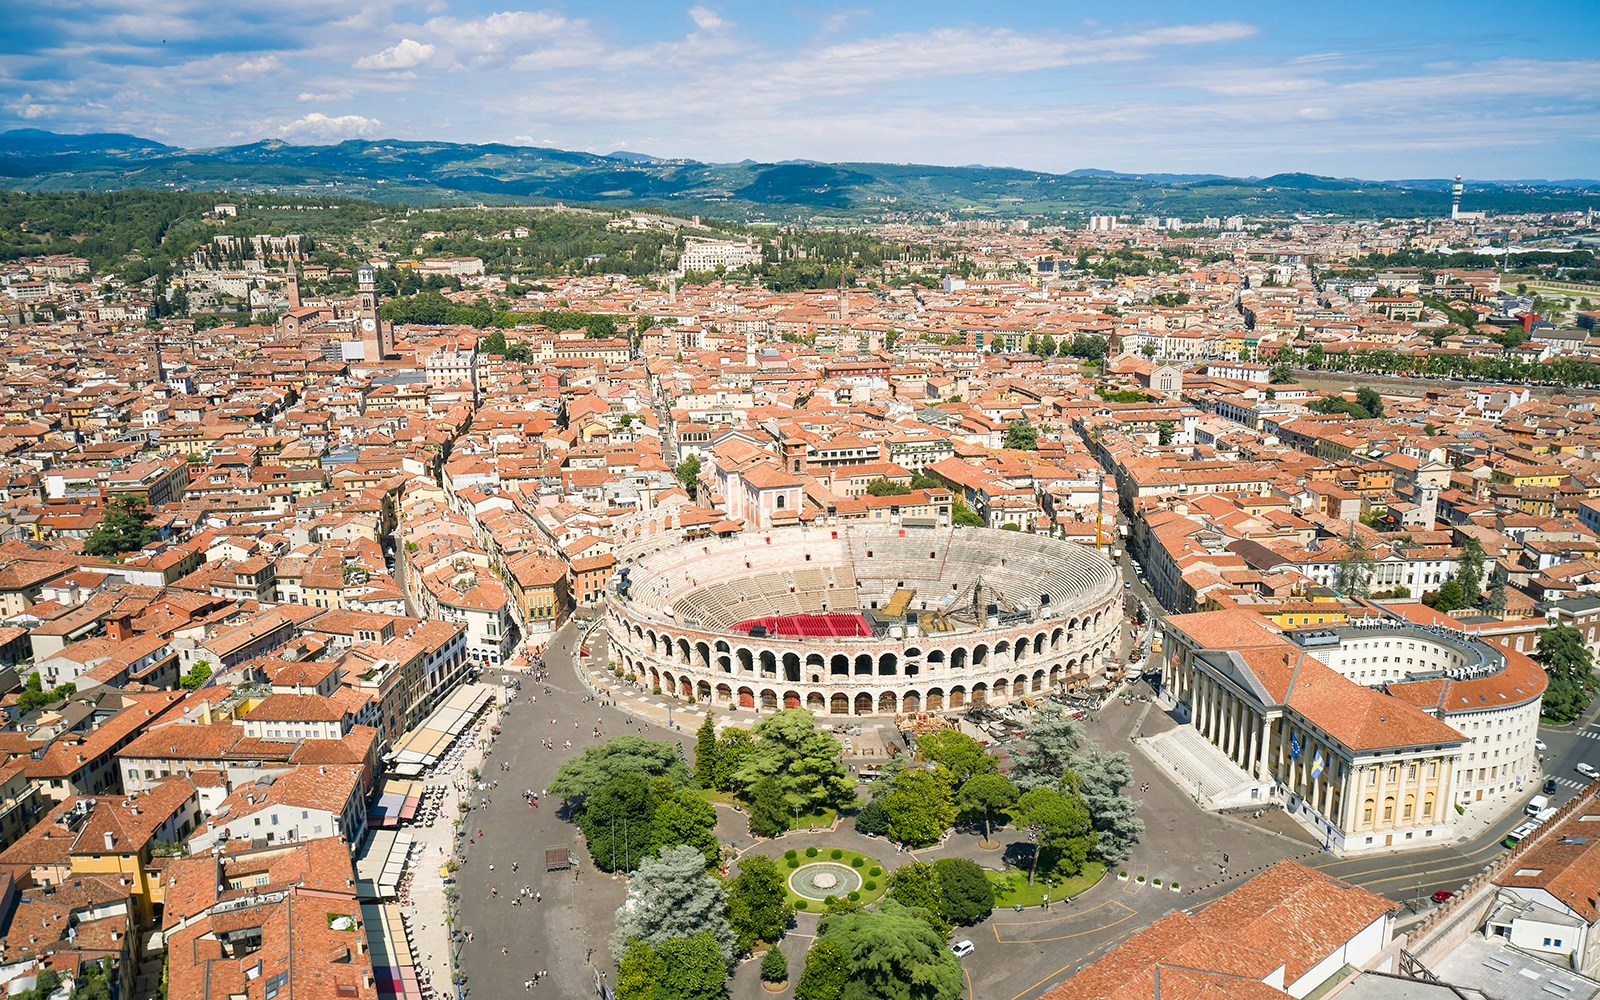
1450 175 1463 221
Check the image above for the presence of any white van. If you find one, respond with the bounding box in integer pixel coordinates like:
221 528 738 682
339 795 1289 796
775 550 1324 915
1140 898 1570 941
1526 794 1551 816
1578 762 1599 780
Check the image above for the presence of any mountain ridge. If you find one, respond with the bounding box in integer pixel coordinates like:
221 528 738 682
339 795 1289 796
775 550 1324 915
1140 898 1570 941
2 129 1596 217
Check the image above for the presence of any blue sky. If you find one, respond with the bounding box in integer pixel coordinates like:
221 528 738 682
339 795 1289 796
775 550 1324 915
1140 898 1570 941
3 1 1598 179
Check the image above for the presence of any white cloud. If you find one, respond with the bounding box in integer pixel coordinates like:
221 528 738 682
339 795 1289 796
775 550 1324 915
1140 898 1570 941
16 103 48 119
279 112 381 137
687 6 726 32
297 91 338 102
354 38 434 71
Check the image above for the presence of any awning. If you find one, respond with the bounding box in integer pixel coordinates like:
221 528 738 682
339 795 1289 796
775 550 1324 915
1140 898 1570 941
354 829 415 901
368 777 423 828
388 685 496 771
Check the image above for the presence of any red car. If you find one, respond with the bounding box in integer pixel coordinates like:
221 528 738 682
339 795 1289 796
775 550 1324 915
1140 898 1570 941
1431 890 1455 904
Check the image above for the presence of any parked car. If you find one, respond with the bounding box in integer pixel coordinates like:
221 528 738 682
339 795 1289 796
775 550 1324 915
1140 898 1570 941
1579 762 1599 780
1545 777 1560 795
950 940 975 958
1431 890 1455 904
1536 739 1548 752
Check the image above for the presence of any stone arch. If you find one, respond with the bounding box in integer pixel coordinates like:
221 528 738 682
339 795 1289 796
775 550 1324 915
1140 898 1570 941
783 652 801 682
992 678 1008 700
878 691 897 714
902 691 921 713
1068 617 1079 634
805 652 825 677
1013 641 1026 664
973 644 988 667
995 640 1011 660
1031 670 1045 692
677 638 691 666
806 692 826 712
1362 798 1374 825
1012 673 1026 696
1051 627 1064 652
927 649 946 668
783 690 802 709
710 681 726 703
951 647 968 671
696 642 711 671
737 648 754 674
926 687 945 712
830 654 850 676
659 632 673 659
662 670 676 695
1033 633 1046 655
738 686 755 709
878 652 898 676
680 676 693 700
760 689 778 711
649 667 660 689
1049 665 1062 689
855 692 873 715
830 693 849 715
855 653 873 675
759 650 777 676
949 685 967 708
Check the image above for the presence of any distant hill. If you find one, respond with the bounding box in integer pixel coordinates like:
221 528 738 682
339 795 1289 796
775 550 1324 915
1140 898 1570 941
1 129 1595 218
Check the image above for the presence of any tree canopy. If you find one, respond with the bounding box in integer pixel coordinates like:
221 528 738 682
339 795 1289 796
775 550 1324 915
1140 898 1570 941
611 845 738 966
732 710 856 818
83 497 157 558
726 855 793 954
1536 624 1595 724
807 901 965 1000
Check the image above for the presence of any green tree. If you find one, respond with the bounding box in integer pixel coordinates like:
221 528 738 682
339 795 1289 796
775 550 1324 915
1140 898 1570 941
1485 565 1509 614
727 855 794 953
885 861 947 935
951 498 985 528
711 728 755 792
1155 420 1176 446
1140 343 1157 359
1355 386 1385 418
1454 536 1486 606
1071 751 1144 864
617 939 666 1000
179 660 212 691
759 944 789 984
611 845 738 966
647 782 720 867
1334 544 1375 599
1535 624 1595 724
675 454 703 500
866 478 912 497
575 773 656 873
552 736 694 801
811 901 964 1000
883 767 956 848
733 710 856 817
853 797 889 837
1014 786 1095 884
932 858 995 926
1010 708 1088 791
1003 420 1039 450
693 713 718 787
794 938 851 1000
915 729 996 784
744 775 790 837
1430 579 1468 613
1269 362 1294 383
956 772 1018 845
651 933 731 1000
84 497 158 558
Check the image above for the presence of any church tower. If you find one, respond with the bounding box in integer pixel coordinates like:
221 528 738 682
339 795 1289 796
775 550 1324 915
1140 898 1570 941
356 264 393 361
286 267 301 310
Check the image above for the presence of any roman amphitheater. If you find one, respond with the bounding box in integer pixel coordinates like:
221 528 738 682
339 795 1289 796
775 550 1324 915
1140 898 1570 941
604 525 1122 717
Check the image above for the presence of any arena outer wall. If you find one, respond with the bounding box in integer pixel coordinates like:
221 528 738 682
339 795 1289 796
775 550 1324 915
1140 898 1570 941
604 524 1122 717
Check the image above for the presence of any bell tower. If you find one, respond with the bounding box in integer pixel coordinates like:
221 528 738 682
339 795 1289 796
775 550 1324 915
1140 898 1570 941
356 264 392 360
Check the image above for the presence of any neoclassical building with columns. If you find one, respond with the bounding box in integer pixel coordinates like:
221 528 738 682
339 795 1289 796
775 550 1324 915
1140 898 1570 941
1160 607 1542 853
605 524 1122 717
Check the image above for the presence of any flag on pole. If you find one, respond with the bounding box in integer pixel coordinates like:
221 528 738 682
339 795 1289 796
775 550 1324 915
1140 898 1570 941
1290 734 1302 761
1311 750 1325 779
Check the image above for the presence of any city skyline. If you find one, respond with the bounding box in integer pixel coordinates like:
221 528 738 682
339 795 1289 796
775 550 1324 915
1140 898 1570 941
3 1 1598 180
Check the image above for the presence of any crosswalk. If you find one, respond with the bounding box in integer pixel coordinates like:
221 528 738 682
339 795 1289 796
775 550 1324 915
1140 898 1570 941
1548 776 1590 791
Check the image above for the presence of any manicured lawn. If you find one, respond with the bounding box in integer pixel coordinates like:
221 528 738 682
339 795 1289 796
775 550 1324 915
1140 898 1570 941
699 789 740 806
784 848 887 912
987 861 1106 907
